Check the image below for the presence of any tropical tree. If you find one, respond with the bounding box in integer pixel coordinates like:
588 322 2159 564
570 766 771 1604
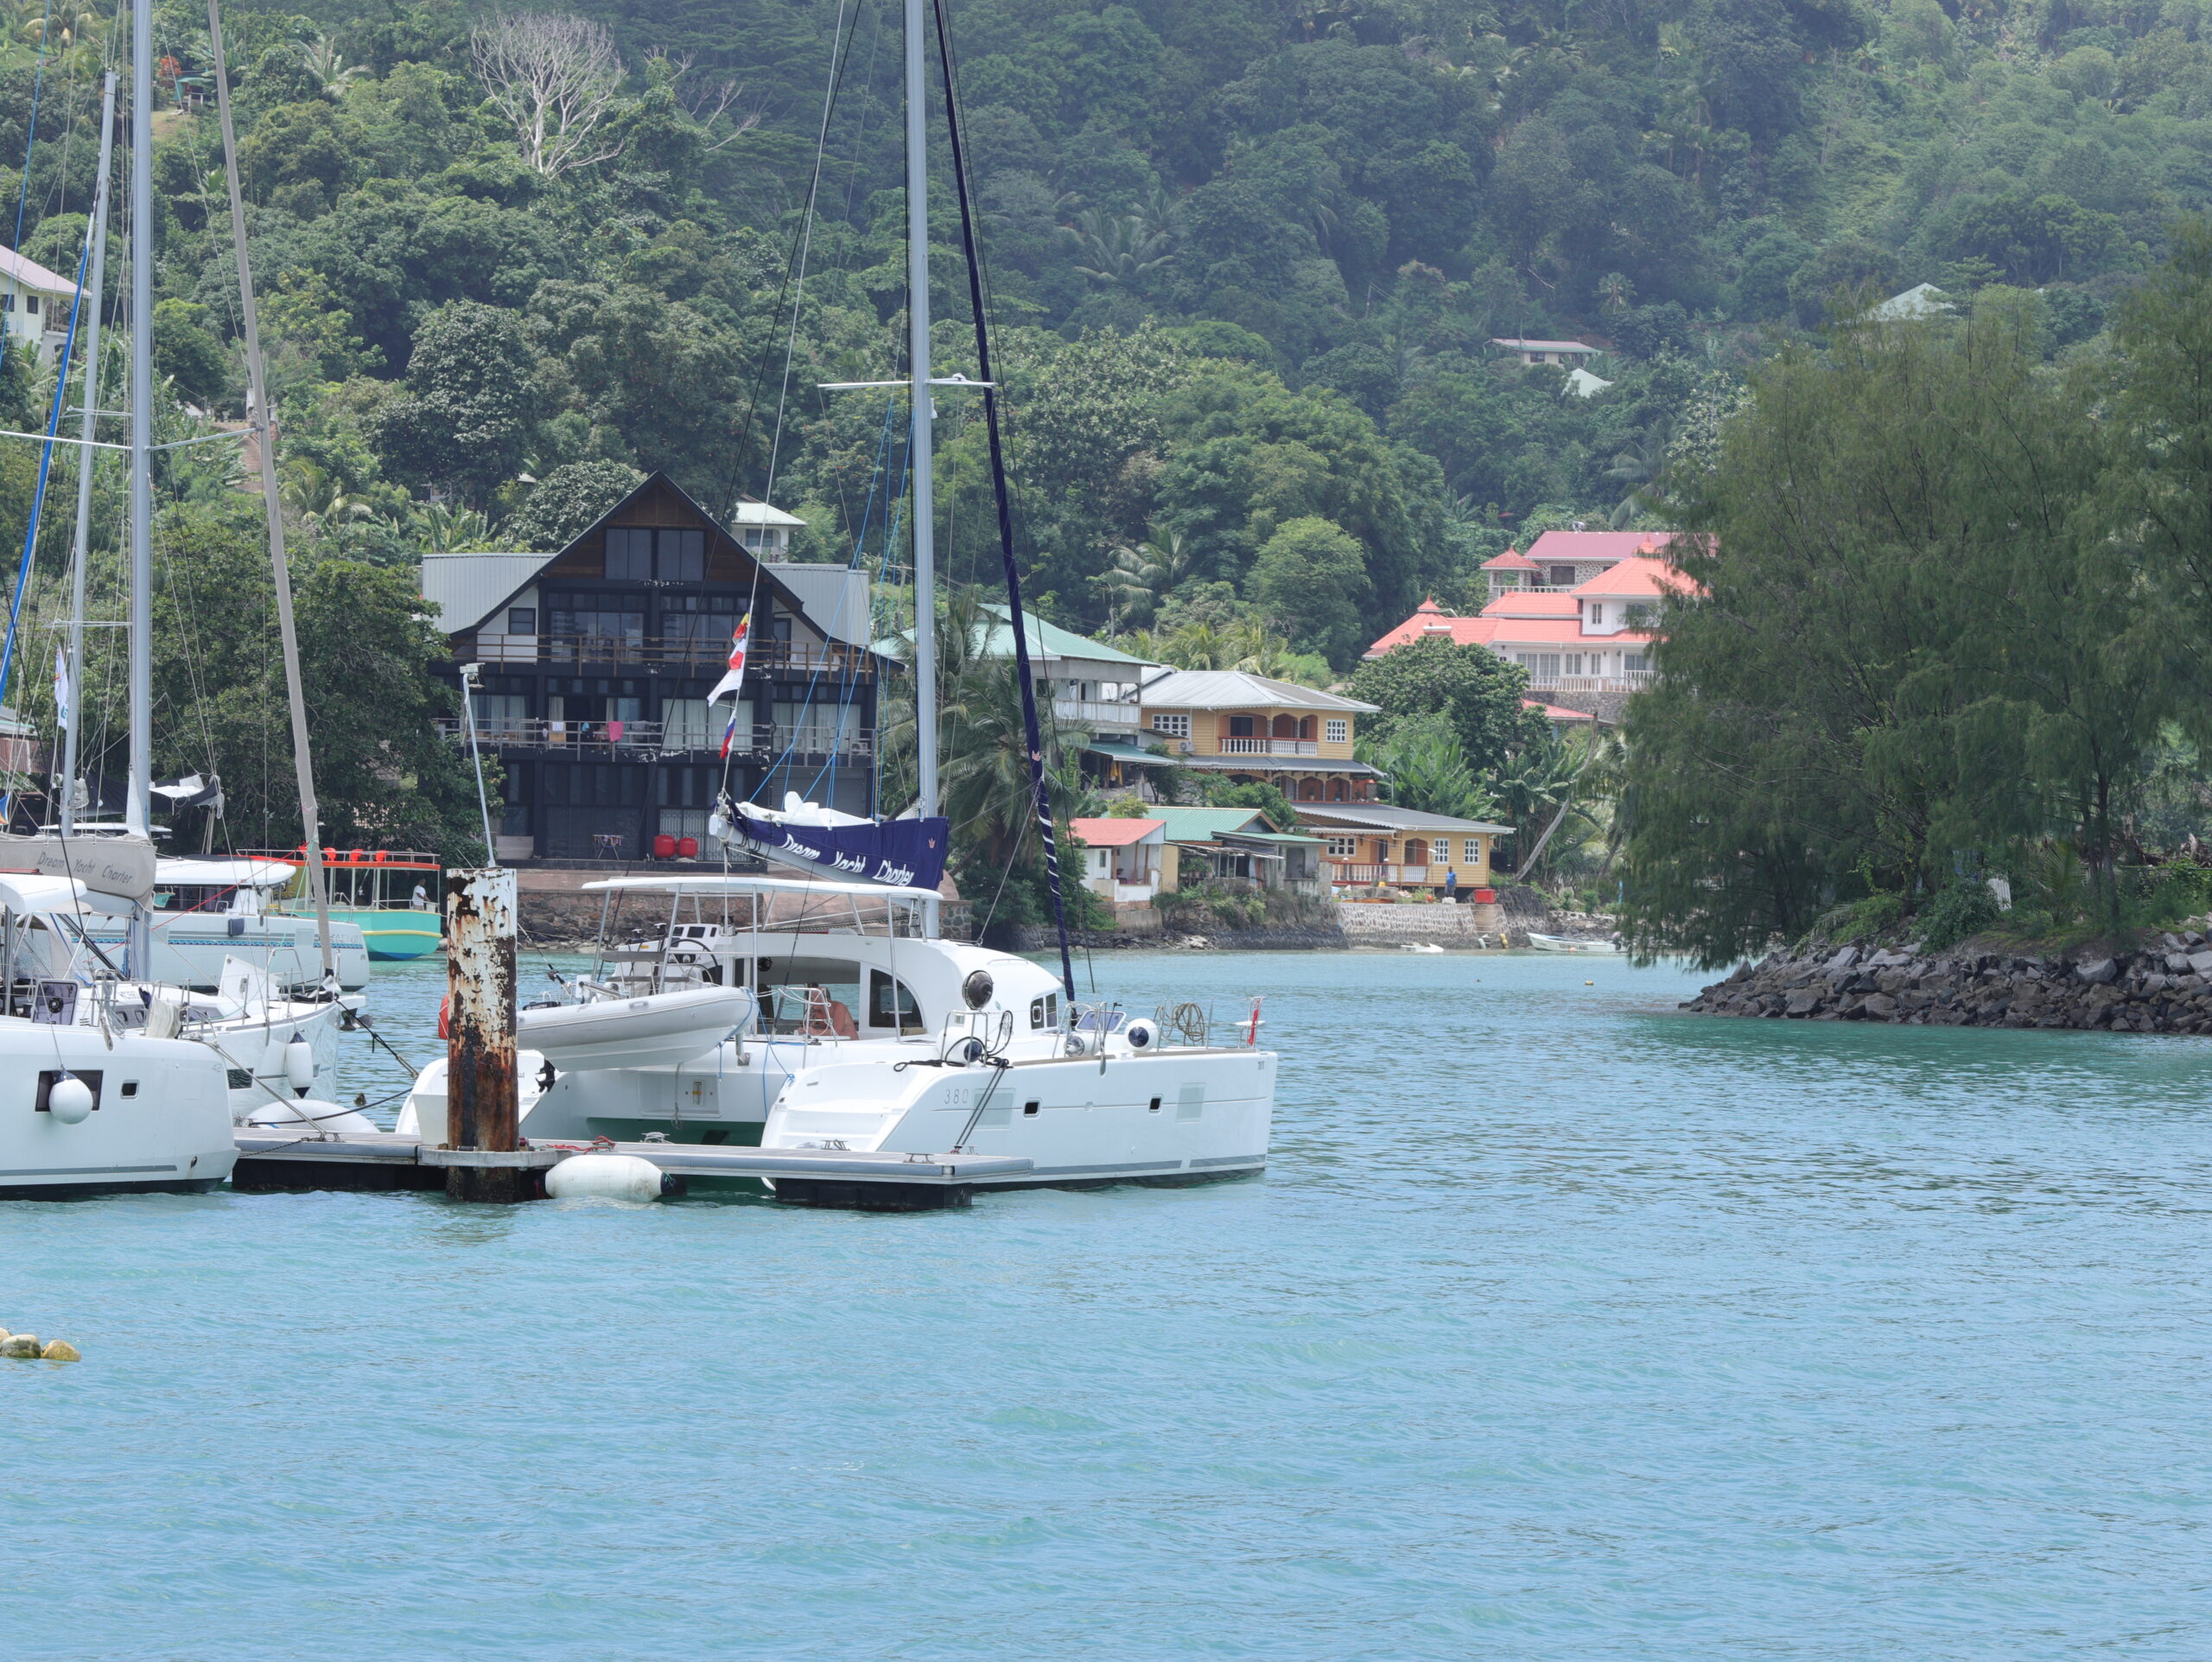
1358 714 1499 821
300 33 370 97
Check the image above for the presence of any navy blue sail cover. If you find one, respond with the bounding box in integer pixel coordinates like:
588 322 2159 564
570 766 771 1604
732 809 949 892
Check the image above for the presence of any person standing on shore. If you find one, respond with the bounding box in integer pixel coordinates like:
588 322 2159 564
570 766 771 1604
1444 866 1458 903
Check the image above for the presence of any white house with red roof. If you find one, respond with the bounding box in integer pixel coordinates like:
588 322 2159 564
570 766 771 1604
1365 550 1688 709
1070 816 1168 906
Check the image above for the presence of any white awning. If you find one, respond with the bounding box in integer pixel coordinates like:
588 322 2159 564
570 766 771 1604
0 873 134 915
580 873 939 900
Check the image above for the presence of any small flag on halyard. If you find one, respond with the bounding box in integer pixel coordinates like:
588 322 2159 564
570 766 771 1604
52 644 67 730
719 704 744 760
709 612 751 703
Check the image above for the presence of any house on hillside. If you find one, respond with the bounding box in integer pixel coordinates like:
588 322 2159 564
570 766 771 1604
1491 338 1603 368
1134 669 1382 804
0 245 81 361
1479 548 1541 598
1364 551 1684 709
1295 802 1512 895
420 472 880 863
1521 529 1680 591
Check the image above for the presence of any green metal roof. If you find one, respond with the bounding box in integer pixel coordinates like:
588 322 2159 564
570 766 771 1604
1146 805 1272 843
1223 828 1323 846
874 604 1155 669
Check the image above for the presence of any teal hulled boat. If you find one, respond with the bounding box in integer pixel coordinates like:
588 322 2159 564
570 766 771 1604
259 847 444 961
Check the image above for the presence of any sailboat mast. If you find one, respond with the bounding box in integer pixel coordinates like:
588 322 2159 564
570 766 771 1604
905 0 939 872
207 0 334 984
59 73 116 841
124 0 153 969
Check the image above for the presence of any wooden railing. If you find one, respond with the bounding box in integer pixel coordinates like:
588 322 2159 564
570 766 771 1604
465 634 875 676
437 719 873 758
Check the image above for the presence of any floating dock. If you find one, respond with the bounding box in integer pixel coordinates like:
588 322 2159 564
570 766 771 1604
231 1132 1033 1210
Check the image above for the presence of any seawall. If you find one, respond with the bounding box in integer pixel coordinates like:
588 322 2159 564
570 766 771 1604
1684 933 2212 1032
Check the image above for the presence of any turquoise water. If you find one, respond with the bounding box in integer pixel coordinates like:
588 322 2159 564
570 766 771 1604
9 948 2212 1659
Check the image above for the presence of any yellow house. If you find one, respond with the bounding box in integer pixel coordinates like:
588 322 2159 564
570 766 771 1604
1134 669 1383 805
1294 803 1512 895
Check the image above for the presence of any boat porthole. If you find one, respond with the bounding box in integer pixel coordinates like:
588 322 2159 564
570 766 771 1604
1023 1101 1040 1116
1148 1096 1160 1113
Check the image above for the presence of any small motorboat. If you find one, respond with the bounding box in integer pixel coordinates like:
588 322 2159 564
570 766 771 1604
1402 942 1446 954
518 985 753 1072
1527 931 1622 954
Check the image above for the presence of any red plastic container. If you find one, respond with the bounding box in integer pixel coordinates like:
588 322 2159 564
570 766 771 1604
652 834 677 860
1471 887 1497 904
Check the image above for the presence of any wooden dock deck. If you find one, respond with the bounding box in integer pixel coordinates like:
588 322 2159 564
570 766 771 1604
232 1132 1033 1210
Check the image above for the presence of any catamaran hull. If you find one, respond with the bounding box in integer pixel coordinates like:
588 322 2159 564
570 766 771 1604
0 1023 237 1199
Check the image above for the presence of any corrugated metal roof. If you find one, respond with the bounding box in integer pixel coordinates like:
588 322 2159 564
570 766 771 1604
1145 805 1271 842
420 552 556 631
730 499 806 527
1295 803 1513 834
765 563 872 646
1135 669 1377 713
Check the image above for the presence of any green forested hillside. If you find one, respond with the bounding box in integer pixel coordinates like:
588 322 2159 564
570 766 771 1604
0 0 2199 671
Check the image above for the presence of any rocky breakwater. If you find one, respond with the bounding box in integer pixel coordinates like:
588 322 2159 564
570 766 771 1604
1686 931 2212 1033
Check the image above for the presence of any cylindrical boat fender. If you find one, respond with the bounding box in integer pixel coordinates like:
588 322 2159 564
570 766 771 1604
283 1033 316 1094
47 1074 94 1124
544 1153 682 1202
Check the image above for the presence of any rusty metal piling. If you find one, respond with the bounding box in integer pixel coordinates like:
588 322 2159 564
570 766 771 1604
444 868 529 1202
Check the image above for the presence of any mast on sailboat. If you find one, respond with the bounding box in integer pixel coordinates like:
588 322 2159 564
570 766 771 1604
904 0 939 938
124 0 153 973
58 73 117 841
207 0 336 987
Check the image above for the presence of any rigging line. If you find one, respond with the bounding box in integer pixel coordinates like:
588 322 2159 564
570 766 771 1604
709 0 861 526
931 0 1074 999
762 0 853 504
7 0 54 314
0 212 97 820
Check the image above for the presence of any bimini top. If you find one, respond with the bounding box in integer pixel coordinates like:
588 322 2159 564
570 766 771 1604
157 858 297 889
579 872 941 901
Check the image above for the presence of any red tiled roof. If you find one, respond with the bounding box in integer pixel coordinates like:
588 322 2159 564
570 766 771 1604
1481 591 1581 618
1569 554 1688 600
1523 699 1596 722
1071 817 1163 847
1524 530 1681 566
1480 548 1538 571
1363 613 1502 655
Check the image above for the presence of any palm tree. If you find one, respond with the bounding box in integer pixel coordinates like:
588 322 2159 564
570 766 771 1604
1597 271 1635 315
417 501 497 554
299 33 368 97
1103 527 1197 626
1066 209 1171 286
279 460 374 537
1493 728 1596 879
1604 418 1672 528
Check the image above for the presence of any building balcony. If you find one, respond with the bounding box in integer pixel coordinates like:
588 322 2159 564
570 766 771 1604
1329 861 1451 886
465 634 876 677
1052 696 1140 730
439 718 874 759
1522 671 1653 694
1217 736 1320 756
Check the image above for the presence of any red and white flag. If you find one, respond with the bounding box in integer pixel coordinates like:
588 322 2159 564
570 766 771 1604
709 612 751 703
711 613 751 758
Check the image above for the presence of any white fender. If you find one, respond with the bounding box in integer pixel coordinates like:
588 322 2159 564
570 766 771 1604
545 1153 677 1202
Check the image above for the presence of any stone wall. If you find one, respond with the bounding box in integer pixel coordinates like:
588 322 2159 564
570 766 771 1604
1337 900 1506 945
1685 931 2212 1032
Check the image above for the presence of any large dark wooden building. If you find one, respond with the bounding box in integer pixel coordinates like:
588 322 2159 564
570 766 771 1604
422 473 880 862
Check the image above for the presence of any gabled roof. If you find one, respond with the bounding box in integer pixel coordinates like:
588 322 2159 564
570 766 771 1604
0 244 81 299
1525 698 1596 723
1871 282 1952 321
1491 338 1599 355
1070 816 1164 847
1523 530 1680 567
1571 554 1686 600
419 471 826 639
1295 803 1513 835
1136 669 1377 714
1145 805 1272 843
1481 548 1538 571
